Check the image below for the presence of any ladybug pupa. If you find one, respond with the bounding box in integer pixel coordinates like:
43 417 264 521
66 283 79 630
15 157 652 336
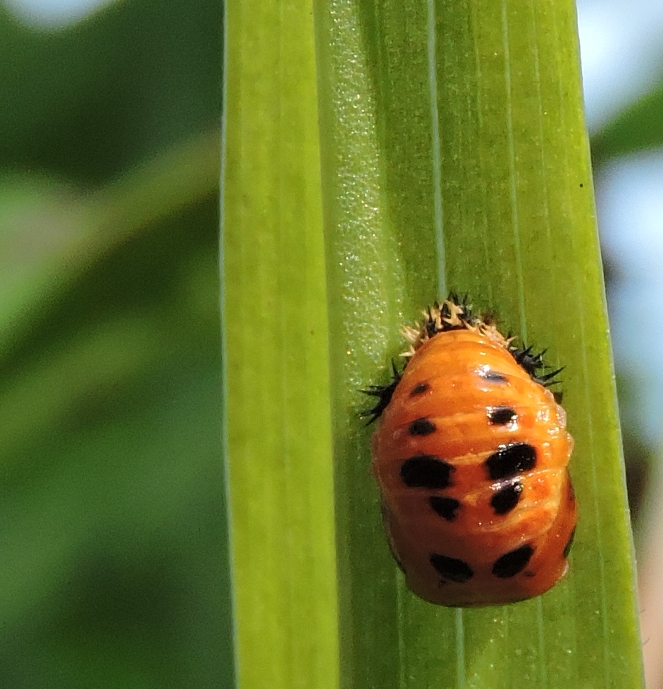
364 296 576 607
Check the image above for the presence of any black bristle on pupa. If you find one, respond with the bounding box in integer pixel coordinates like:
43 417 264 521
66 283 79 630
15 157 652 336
508 343 563 389
425 308 438 338
425 293 485 336
360 293 564 423
360 360 403 424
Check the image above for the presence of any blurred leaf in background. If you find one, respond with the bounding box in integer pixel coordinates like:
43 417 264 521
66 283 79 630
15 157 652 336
580 1 663 686
582 0 663 518
0 1 232 687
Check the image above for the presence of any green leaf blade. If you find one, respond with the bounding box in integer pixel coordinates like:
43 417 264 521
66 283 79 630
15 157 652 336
222 1 338 687
224 0 644 685
314 0 644 686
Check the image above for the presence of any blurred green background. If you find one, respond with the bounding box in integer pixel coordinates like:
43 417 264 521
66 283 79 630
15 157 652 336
0 1 233 687
3 0 663 685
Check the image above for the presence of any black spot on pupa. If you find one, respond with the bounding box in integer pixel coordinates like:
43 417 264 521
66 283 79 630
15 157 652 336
490 480 523 515
485 443 536 480
479 369 508 383
430 554 473 583
563 527 576 559
409 418 437 436
401 456 453 489
488 406 517 425
429 496 460 521
492 544 534 578
410 382 430 396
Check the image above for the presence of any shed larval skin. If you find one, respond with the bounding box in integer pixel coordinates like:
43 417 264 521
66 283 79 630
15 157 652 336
371 328 576 607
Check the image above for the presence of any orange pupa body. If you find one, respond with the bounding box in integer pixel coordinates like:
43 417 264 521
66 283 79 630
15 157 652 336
368 299 576 607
